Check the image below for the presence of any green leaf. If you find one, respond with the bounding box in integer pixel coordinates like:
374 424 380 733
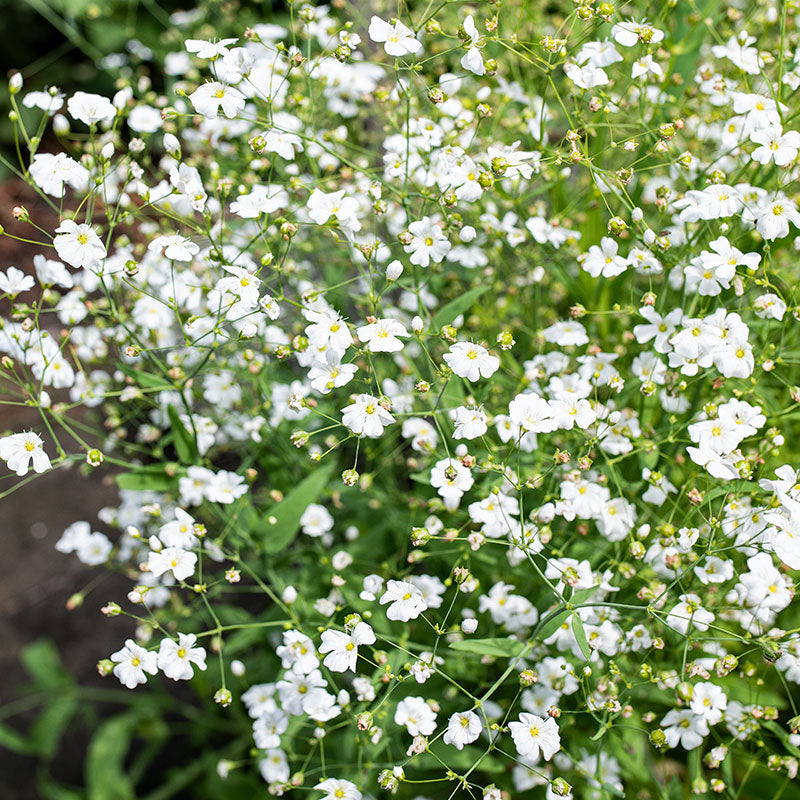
763 720 800 757
36 774 84 800
571 614 592 661
116 464 177 492
432 286 490 330
534 608 570 642
570 585 599 604
0 722 34 755
167 405 198 464
21 639 72 688
257 463 335 554
86 712 140 800
449 637 526 658
117 363 171 391
30 692 79 759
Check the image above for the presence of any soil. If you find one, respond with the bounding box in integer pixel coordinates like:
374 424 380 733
0 179 132 797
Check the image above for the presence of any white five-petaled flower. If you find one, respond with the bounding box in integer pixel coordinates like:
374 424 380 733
157 633 207 680
460 15 485 76
443 710 482 750
0 267 35 296
443 342 500 382
341 394 395 438
368 16 421 57
53 220 107 270
508 713 561 761
661 709 708 750
148 234 200 262
307 188 361 231
394 695 437 735
315 778 362 800
67 91 116 126
148 546 197 582
189 81 246 119
750 126 800 167
689 682 727 725
318 622 376 672
185 38 238 59
404 217 451 267
380 579 428 621
110 639 158 689
451 405 488 440
0 431 52 476
356 318 409 352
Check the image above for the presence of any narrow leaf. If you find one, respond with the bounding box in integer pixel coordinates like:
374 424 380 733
86 713 139 800
432 286 490 330
449 637 526 658
258 464 335 554
571 614 592 661
116 465 176 492
167 405 198 464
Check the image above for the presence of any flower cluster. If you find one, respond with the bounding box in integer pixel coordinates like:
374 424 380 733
3 0 800 796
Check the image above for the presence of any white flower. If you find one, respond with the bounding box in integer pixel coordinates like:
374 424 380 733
148 234 200 262
509 392 557 434
23 90 64 114
430 458 474 507
308 351 358 394
307 188 361 231
341 394 395 438
159 508 199 549
750 126 800 166
404 216 451 267
665 593 714 635
753 293 786 320
157 633 207 680
206 470 249 504
53 220 106 270
460 16 485 76
564 63 608 90
443 342 500 382
189 82 246 119
148 546 197 582
0 267 34 295
29 152 88 197
755 195 800 241
260 750 290 784
661 709 708 750
611 19 664 47
318 622 376 672
631 54 662 79
315 778 362 800
581 237 627 278
508 713 561 761
300 503 334 537
357 318 409 352
689 682 727 725
443 710 482 750
231 184 288 218
394 696 437 735
67 91 116 125
185 37 238 59
110 639 158 689
0 431 51 476
380 579 428 621
33 255 73 288
451 406 488 440
76 532 112 565
542 320 588 347
368 16 421 57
